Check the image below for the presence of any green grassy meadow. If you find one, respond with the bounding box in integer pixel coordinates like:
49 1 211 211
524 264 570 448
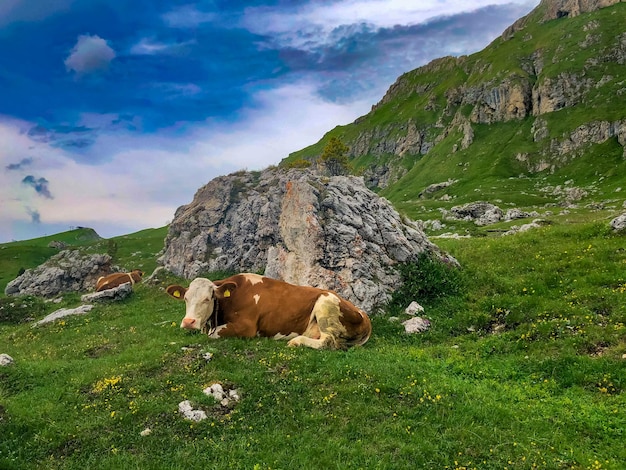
1 215 625 469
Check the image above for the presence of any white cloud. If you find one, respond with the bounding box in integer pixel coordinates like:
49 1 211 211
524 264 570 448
162 4 216 28
130 37 196 55
0 79 370 242
65 34 116 74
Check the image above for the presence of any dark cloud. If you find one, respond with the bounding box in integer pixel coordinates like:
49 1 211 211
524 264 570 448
279 4 533 74
6 157 33 171
279 3 538 102
27 123 97 155
22 175 53 199
26 207 41 224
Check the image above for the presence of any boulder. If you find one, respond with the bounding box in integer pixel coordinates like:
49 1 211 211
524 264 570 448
5 250 115 298
160 168 454 311
81 282 133 303
449 202 503 226
33 305 94 327
610 213 626 232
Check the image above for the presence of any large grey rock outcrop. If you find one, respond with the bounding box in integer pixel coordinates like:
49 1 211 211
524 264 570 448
160 168 452 311
4 250 114 298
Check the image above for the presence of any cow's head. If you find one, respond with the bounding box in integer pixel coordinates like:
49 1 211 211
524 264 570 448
166 278 236 332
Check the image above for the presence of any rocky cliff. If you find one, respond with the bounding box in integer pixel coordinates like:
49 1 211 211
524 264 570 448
160 168 452 311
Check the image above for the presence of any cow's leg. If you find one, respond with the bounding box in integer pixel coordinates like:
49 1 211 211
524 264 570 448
287 293 347 350
210 320 257 338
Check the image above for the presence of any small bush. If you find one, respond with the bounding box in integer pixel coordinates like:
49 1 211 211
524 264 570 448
388 252 464 311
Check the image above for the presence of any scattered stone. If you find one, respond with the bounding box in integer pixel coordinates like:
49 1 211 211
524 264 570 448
421 219 445 231
402 317 431 334
504 208 537 221
0 354 14 366
405 301 425 316
433 233 471 239
80 282 133 303
609 213 626 232
48 241 68 250
503 219 545 235
203 383 240 407
178 400 207 422
448 202 503 226
140 428 152 437
419 179 458 198
33 305 94 327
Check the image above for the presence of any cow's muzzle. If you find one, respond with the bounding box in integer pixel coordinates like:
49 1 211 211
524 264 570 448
181 318 197 329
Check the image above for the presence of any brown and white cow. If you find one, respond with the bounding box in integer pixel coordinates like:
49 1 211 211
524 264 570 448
166 273 372 350
95 270 144 292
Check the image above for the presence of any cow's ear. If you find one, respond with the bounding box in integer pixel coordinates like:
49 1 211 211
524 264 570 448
215 282 237 299
166 285 187 300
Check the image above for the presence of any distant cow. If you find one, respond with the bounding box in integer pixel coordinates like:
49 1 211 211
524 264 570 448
96 270 144 292
166 273 372 350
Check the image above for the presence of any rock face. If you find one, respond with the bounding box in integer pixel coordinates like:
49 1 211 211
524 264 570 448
4 250 114 298
160 168 451 311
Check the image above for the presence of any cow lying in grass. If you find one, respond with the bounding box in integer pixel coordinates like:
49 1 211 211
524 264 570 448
166 273 372 350
96 270 143 292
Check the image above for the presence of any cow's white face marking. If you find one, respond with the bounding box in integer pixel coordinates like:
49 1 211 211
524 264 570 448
253 294 260 304
181 278 217 331
243 273 264 285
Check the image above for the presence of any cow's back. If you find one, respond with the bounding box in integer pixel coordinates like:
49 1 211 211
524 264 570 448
215 274 325 336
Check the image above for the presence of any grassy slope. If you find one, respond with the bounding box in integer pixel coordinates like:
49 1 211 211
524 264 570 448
1 217 625 469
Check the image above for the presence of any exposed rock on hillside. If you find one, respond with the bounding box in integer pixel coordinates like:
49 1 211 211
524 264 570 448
160 168 452 311
4 251 114 298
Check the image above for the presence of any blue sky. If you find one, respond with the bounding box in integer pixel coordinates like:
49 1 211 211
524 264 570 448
0 0 539 243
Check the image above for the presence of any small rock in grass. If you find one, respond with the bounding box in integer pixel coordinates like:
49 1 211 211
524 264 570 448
402 317 431 334
0 354 14 366
178 400 207 422
405 301 425 316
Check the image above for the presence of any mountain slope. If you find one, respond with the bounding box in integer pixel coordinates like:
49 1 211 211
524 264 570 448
282 0 626 222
